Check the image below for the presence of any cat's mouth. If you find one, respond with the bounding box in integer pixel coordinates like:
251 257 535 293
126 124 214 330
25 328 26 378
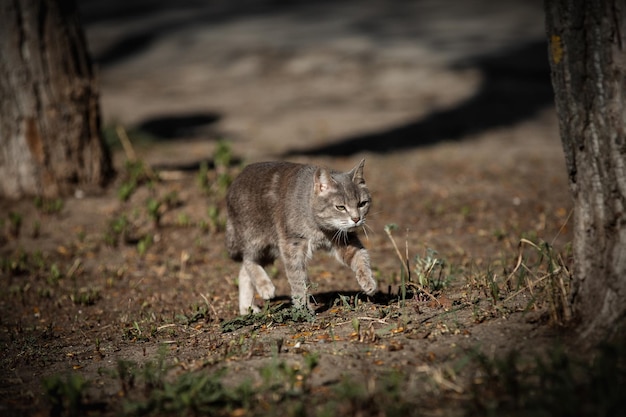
344 221 364 232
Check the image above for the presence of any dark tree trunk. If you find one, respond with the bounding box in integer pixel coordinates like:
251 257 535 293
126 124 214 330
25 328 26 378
0 0 112 199
545 0 626 344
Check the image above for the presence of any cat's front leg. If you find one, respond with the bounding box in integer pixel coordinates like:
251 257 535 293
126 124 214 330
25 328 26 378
334 241 377 296
280 238 313 312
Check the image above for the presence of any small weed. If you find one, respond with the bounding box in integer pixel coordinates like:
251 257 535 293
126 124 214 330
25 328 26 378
103 215 129 247
118 161 152 202
327 370 414 417
124 368 246 416
260 352 319 396
113 348 249 417
122 321 151 342
384 223 449 306
146 198 161 228
197 160 210 193
48 263 63 285
34 197 64 214
1 249 46 276
213 139 233 169
176 212 192 227
334 293 364 311
195 140 235 198
31 219 41 238
206 205 225 233
42 373 88 417
8 211 22 238
177 304 211 325
118 181 136 202
137 235 153 256
414 248 448 292
115 359 139 396
70 287 101 306
221 304 315 333
502 238 572 324
467 342 626 417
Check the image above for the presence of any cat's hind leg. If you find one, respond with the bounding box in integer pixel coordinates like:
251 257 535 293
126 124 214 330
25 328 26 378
238 265 260 315
238 260 276 315
243 260 276 301
243 260 276 300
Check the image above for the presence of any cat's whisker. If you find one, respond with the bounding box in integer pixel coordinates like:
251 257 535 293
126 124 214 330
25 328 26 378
361 224 370 240
332 229 344 245
362 224 370 241
364 223 376 235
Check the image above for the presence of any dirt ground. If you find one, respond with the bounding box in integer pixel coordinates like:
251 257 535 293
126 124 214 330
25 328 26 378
0 1 582 415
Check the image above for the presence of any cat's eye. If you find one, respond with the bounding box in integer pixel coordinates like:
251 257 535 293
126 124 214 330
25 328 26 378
335 205 346 211
358 200 369 208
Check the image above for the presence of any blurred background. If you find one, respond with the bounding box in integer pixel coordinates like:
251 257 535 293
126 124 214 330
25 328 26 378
79 0 552 167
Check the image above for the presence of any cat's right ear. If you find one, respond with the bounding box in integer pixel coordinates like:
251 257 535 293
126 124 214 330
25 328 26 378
314 168 333 195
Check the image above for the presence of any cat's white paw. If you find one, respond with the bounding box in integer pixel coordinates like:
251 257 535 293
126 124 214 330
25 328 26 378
357 270 377 296
256 280 276 300
240 304 261 315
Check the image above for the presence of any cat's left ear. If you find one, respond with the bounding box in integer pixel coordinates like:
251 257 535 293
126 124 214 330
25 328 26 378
349 159 366 185
315 167 335 195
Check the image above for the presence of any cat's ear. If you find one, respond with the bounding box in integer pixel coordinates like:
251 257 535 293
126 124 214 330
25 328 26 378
314 168 334 195
349 159 366 185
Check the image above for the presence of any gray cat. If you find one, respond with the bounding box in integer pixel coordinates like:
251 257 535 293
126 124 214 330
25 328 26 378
226 159 377 314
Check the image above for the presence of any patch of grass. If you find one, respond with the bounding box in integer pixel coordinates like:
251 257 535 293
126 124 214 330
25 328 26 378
333 293 367 312
70 287 101 306
137 234 153 256
205 204 225 233
103 214 129 247
466 238 572 324
176 212 192 227
124 368 247 416
467 342 626 417
414 248 449 292
384 223 452 306
122 321 151 343
34 197 64 214
8 211 23 238
48 263 63 285
42 373 88 417
146 198 162 229
118 161 153 202
197 160 210 194
31 219 41 238
177 303 211 325
102 348 251 416
221 304 315 333
197 140 236 198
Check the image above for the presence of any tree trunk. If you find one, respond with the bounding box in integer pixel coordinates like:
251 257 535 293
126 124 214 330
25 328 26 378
545 0 626 344
0 0 112 199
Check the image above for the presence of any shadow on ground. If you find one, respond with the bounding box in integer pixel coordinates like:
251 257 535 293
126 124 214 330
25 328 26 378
284 40 554 156
135 112 221 139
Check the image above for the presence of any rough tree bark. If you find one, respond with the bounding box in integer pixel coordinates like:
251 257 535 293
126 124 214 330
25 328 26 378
0 0 112 199
545 0 626 344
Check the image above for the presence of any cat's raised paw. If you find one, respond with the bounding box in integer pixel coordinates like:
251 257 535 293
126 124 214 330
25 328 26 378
256 280 276 300
356 268 377 296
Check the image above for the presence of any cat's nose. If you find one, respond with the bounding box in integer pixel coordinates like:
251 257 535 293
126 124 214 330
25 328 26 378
351 216 361 224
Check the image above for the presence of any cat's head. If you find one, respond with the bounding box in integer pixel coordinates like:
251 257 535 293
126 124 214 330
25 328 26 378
312 159 371 232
